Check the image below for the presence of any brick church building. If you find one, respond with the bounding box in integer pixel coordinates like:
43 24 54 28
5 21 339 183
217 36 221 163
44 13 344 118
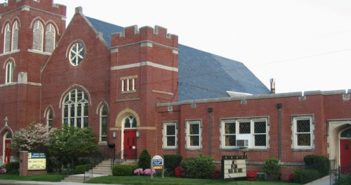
0 0 350 179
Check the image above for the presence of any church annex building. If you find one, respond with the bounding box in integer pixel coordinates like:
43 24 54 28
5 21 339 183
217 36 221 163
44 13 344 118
0 0 350 180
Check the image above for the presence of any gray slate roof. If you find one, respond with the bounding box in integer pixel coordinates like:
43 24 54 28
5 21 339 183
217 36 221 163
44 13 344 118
86 17 270 101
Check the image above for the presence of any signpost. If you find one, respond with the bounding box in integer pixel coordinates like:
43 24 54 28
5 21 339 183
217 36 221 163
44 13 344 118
28 153 46 170
222 155 247 179
151 155 164 178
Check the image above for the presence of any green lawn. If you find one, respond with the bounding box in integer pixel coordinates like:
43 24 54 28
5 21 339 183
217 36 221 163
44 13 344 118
86 176 300 185
0 174 65 182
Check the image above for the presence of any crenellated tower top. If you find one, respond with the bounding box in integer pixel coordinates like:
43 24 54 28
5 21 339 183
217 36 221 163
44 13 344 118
0 0 66 16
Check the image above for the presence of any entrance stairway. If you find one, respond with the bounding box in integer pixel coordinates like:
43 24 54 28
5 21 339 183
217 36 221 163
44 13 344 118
62 159 113 183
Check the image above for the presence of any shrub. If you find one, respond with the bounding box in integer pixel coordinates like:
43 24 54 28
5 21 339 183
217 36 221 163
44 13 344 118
5 162 19 174
263 158 280 181
293 169 320 184
138 149 151 169
181 155 214 179
335 175 351 185
304 155 329 176
164 154 182 176
73 164 90 174
112 164 137 176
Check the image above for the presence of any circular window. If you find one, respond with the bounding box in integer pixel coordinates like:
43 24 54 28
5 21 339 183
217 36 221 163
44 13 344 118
69 42 85 66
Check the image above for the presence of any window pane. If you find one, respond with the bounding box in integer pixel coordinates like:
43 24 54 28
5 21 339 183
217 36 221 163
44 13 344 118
125 118 130 128
167 136 175 146
341 128 351 138
166 125 175 135
190 136 199 146
297 120 310 132
239 122 250 134
254 121 266 133
225 135 236 146
83 117 88 128
255 134 266 146
190 124 199 134
297 134 311 146
225 122 235 134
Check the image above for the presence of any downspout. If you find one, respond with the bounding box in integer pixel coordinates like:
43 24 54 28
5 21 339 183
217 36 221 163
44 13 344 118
276 103 283 161
207 107 213 156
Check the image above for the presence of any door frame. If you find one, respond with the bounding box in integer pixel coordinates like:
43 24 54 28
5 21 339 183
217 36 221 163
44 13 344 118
339 127 351 173
2 131 12 164
123 129 137 159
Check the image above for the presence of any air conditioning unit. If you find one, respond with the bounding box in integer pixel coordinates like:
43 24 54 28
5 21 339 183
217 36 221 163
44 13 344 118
236 140 248 147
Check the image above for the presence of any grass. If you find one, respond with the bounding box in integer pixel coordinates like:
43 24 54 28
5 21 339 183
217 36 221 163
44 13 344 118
86 176 300 185
0 174 65 182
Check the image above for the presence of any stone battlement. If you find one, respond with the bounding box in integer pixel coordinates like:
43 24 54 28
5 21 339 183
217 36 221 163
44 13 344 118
0 0 66 15
111 25 178 48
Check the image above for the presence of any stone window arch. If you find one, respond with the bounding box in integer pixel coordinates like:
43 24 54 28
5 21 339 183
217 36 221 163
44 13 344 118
99 104 108 142
62 88 89 128
11 21 19 51
5 60 14 84
45 23 56 53
32 20 44 51
4 23 11 53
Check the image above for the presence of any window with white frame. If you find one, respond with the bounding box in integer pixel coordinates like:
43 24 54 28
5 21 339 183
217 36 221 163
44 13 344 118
121 76 136 93
185 120 202 149
99 104 108 143
220 118 268 149
5 60 14 84
32 20 44 51
4 23 11 53
46 108 53 130
45 23 56 53
62 89 89 128
162 122 177 149
11 21 19 51
292 116 314 149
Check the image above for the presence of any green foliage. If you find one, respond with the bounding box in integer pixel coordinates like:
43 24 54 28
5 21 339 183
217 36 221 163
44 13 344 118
293 169 320 184
335 175 351 185
304 155 329 176
180 155 215 179
12 123 50 152
164 154 182 176
263 158 281 181
112 164 137 176
73 164 91 174
48 126 98 170
5 162 19 174
138 149 151 169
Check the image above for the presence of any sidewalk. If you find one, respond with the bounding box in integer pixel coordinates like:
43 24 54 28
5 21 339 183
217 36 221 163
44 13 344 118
304 175 333 185
0 180 122 185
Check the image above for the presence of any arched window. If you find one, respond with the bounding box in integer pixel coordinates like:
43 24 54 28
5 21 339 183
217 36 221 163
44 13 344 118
99 104 108 142
45 23 55 53
4 23 11 53
62 89 89 128
11 21 19 51
124 116 137 129
46 108 54 130
32 20 44 51
5 60 14 84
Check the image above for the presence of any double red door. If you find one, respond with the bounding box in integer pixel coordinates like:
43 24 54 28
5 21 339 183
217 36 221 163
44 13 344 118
4 139 11 164
340 139 351 174
124 130 137 159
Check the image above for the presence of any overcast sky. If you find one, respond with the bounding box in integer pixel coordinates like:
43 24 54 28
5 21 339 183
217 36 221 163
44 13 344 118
7 0 351 93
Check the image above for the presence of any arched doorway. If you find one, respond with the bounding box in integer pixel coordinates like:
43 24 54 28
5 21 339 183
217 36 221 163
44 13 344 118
123 115 137 159
2 131 12 164
340 127 351 174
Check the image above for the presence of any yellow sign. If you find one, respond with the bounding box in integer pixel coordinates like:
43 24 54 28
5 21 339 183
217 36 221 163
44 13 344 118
28 153 46 170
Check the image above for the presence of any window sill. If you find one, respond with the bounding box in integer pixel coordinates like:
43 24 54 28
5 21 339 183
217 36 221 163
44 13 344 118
98 141 107 145
291 148 315 152
0 50 20 56
220 147 268 151
162 147 178 150
185 146 202 151
28 49 52 55
121 90 137 94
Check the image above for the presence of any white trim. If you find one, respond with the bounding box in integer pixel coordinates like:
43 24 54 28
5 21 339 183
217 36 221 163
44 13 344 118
111 61 178 72
0 82 42 87
291 116 314 150
162 122 178 149
185 120 202 150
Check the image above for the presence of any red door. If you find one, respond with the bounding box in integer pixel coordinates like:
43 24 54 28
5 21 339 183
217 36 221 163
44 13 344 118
340 139 351 174
124 130 137 159
4 139 11 164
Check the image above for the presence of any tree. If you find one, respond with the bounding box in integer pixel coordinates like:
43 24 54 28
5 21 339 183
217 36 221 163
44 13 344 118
12 123 50 152
48 126 98 169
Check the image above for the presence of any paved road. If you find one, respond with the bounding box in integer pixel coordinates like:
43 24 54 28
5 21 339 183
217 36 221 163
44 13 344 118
0 180 121 185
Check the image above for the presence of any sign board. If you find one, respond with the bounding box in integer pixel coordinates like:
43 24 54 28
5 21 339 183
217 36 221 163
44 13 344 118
151 155 164 170
222 155 247 179
28 153 46 170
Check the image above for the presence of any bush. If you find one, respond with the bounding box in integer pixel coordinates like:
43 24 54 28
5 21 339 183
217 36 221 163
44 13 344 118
73 164 90 174
335 175 351 185
263 158 280 181
164 154 182 176
293 169 320 184
112 164 137 176
181 155 214 179
138 149 151 169
5 162 19 174
304 155 329 176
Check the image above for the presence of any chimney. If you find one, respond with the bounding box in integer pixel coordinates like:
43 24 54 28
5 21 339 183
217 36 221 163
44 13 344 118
270 78 276 94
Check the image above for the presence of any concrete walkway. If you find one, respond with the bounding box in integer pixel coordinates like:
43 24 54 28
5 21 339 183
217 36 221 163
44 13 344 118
0 180 122 185
304 175 334 185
